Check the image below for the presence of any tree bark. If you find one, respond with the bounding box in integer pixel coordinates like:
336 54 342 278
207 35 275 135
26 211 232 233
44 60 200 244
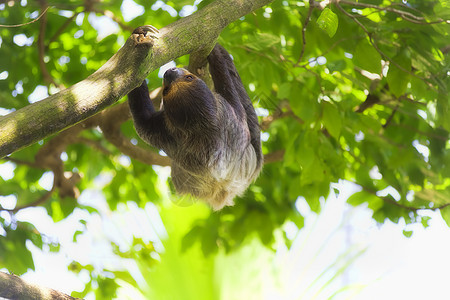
0 0 274 158
0 272 80 300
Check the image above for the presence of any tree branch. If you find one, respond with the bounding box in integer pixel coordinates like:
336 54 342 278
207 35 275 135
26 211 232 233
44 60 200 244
0 271 80 300
260 110 303 131
338 0 450 25
264 150 285 164
297 0 315 64
355 93 380 113
98 102 171 167
0 6 50 28
2 186 56 213
2 157 42 169
356 183 450 212
188 45 216 89
0 0 275 158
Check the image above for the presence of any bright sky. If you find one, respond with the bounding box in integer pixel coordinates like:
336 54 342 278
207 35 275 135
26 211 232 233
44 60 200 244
1 1 449 299
3 174 450 299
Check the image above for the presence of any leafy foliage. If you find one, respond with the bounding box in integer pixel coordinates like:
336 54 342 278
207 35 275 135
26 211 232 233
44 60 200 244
0 0 449 297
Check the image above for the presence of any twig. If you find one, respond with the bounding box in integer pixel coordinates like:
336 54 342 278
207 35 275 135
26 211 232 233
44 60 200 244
297 0 315 64
260 110 303 131
0 6 50 28
36 3 59 87
73 137 113 155
1 157 42 169
339 0 450 25
356 183 450 212
8 186 56 213
382 104 398 128
264 150 285 164
99 102 171 167
399 95 427 107
100 125 172 167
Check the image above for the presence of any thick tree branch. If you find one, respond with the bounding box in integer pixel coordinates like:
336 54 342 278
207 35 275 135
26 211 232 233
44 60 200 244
0 0 274 158
0 271 80 300
188 45 215 89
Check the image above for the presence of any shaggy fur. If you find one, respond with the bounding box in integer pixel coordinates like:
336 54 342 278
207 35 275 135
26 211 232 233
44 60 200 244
128 44 262 210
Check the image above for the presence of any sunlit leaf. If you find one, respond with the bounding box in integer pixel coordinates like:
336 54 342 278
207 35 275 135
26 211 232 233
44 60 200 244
322 101 342 139
386 49 411 97
353 40 382 74
317 8 339 38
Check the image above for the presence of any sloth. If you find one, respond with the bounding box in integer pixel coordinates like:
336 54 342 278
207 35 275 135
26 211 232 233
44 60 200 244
128 41 262 210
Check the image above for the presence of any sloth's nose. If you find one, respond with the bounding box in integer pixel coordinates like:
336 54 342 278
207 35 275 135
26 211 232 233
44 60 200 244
163 67 182 85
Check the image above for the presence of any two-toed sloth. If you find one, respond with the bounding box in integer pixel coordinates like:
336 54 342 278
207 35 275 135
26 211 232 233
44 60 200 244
128 39 262 210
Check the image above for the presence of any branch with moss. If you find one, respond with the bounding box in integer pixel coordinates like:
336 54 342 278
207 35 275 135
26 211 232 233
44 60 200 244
0 0 275 158
0 271 80 300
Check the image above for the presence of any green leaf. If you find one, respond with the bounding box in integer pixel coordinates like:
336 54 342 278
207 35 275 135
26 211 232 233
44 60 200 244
402 230 413 238
277 82 291 99
440 206 450 228
327 59 346 72
317 8 339 38
353 40 382 74
322 101 342 139
289 79 320 123
386 49 411 97
96 277 119 299
347 190 383 212
0 226 36 274
49 200 65 222
421 216 431 228
181 226 203 252
436 93 450 132
307 196 321 213
246 33 281 51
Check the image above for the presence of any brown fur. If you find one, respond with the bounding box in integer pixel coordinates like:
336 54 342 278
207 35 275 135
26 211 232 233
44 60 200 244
128 43 262 210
